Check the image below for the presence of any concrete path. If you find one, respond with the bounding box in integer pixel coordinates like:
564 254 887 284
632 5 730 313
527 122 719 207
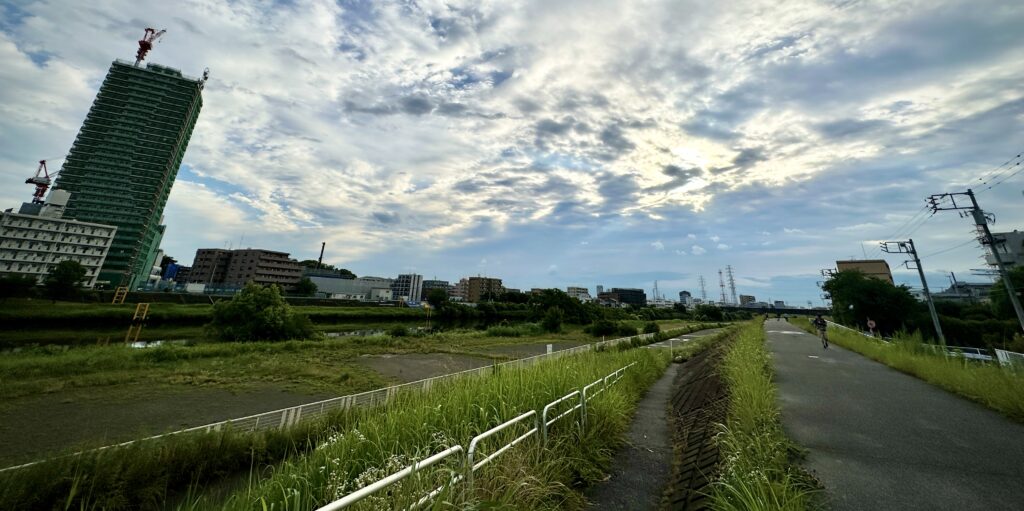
645 328 724 350
766 318 1024 510
586 363 679 510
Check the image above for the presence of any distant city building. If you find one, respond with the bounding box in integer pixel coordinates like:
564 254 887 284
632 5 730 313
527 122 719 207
933 281 994 303
188 248 303 290
503 288 522 294
774 300 786 308
463 276 504 302
988 231 1024 268
311 276 394 301
679 290 693 306
599 288 647 306
0 190 116 288
391 273 423 302
53 60 205 288
835 259 894 284
567 286 592 301
739 294 756 305
421 279 450 299
649 298 674 309
596 285 604 295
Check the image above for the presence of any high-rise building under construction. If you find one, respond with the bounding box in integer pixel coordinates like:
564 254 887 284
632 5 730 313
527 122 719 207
54 58 204 288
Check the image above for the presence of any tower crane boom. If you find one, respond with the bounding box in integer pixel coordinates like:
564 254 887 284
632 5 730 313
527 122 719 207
134 28 166 66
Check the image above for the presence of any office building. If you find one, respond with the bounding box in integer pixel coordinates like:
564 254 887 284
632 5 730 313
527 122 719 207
567 286 592 301
774 300 785 308
310 275 394 301
421 279 450 298
391 274 424 302
53 59 205 288
836 259 894 284
596 285 604 295
679 290 693 306
740 294 756 305
0 190 116 288
188 248 303 290
598 288 647 306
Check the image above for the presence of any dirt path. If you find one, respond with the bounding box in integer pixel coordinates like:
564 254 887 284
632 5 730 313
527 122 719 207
0 384 330 466
585 363 679 510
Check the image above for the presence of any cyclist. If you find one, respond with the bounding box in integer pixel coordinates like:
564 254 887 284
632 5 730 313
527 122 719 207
812 314 828 349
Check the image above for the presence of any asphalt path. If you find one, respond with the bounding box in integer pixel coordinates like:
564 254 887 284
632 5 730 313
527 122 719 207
644 328 724 349
766 318 1024 510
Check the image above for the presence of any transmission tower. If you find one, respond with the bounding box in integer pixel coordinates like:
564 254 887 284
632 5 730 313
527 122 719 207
718 269 727 303
726 265 737 304
698 275 707 301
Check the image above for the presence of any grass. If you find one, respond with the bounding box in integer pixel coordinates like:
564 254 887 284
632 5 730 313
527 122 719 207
792 318 1024 423
0 339 680 510
709 321 818 511
199 348 671 510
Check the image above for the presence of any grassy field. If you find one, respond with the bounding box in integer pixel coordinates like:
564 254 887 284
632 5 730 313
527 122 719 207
710 321 818 511
0 332 691 510
793 318 1024 423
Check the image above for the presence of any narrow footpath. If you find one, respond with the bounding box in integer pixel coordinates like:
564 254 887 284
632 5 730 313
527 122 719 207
766 318 1024 510
586 328 723 510
585 362 679 510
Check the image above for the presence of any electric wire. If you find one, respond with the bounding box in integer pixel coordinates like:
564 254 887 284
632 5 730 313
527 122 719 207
969 151 1023 189
920 238 979 259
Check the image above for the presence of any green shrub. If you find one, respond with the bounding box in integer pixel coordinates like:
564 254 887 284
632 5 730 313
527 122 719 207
616 324 638 337
585 319 618 337
206 283 318 342
643 322 660 334
388 325 409 337
541 306 565 333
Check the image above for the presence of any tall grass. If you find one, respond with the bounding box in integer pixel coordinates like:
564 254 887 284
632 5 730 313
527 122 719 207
195 349 671 510
710 321 817 511
792 318 1024 422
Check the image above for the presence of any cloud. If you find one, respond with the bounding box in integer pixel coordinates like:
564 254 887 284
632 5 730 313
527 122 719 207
691 245 706 255
651 240 665 250
710 235 721 242
717 243 730 250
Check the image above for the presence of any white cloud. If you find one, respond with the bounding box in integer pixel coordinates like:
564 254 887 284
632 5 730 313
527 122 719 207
783 228 805 234
651 240 665 250
717 243 730 250
687 233 697 240
691 245 706 255
710 235 721 242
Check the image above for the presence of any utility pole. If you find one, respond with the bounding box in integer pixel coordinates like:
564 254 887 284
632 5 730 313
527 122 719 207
929 189 1024 333
698 275 707 301
881 239 945 347
726 265 738 304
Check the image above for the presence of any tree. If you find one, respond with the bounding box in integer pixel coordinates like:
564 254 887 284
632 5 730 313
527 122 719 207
989 266 1024 321
0 274 37 301
426 288 449 307
541 306 565 333
298 260 356 279
822 270 919 335
207 282 318 342
45 260 87 302
693 304 724 322
294 277 318 297
643 322 660 334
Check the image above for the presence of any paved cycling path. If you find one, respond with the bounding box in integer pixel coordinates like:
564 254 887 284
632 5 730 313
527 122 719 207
766 319 1024 510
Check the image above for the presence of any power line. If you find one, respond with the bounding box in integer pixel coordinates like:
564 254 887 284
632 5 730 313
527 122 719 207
968 151 1023 189
978 160 1024 194
920 238 978 259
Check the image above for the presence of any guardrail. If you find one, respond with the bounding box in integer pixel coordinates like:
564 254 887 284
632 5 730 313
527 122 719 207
315 362 637 510
2 325 718 473
826 320 1024 366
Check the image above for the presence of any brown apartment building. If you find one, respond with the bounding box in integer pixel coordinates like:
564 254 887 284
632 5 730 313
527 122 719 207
189 248 303 290
836 259 894 284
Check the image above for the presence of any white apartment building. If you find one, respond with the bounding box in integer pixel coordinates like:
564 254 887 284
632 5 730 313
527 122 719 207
391 273 424 302
0 190 116 288
567 286 592 301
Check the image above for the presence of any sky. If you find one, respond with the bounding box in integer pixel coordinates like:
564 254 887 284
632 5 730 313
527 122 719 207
1 0 1023 305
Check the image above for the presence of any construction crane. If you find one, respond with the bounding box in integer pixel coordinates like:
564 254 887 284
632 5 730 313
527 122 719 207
25 160 53 204
134 28 166 66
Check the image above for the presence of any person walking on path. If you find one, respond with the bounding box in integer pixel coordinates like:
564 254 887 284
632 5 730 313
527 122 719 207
813 314 829 349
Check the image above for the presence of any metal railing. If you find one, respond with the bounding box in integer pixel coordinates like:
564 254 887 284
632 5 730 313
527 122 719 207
316 362 636 510
827 320 1024 366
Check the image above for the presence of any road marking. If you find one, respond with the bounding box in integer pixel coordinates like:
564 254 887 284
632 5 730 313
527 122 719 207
767 331 805 335
808 355 819 359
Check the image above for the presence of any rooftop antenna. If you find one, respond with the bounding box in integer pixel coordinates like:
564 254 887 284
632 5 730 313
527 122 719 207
134 28 166 66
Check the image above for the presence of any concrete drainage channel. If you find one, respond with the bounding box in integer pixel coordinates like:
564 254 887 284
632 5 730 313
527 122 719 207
317 362 636 510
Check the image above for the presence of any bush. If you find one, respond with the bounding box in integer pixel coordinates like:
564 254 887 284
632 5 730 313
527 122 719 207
206 283 318 342
585 319 618 337
388 325 409 337
643 322 660 334
616 324 638 337
44 260 87 302
0 274 37 301
541 306 565 333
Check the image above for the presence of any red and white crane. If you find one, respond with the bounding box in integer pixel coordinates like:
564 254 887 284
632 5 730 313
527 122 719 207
25 160 52 204
134 27 166 66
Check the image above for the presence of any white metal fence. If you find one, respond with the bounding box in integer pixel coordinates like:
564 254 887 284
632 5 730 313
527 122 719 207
2 325 717 473
316 361 638 510
826 320 1024 366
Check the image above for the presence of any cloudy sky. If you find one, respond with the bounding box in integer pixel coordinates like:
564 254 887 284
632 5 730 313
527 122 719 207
2 0 1023 304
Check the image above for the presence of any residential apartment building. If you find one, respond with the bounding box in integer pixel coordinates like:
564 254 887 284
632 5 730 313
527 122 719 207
454 276 504 302
0 190 116 288
188 248 303 290
567 286 592 301
53 60 204 288
739 294 756 305
835 259 894 284
391 274 423 302
598 288 647 306
421 279 450 299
